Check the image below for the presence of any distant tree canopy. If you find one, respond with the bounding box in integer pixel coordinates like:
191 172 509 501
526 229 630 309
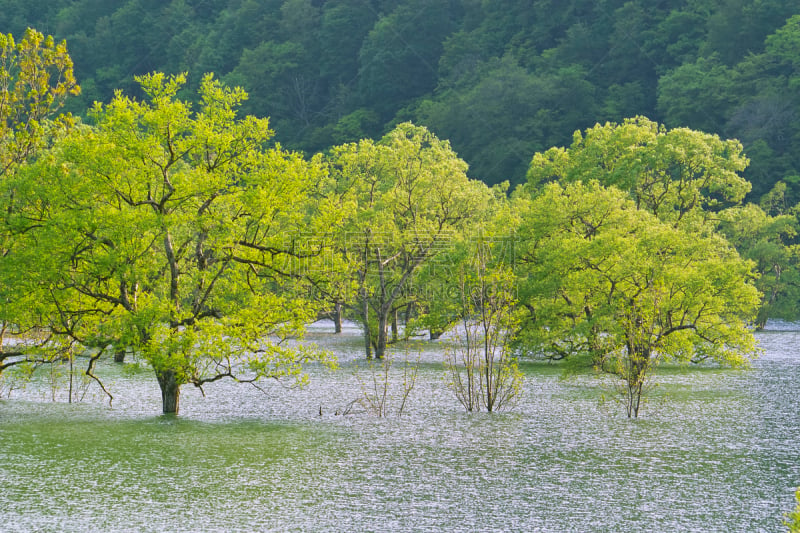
1 0 799 198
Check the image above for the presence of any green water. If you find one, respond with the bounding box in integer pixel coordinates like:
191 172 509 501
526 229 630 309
1 322 798 532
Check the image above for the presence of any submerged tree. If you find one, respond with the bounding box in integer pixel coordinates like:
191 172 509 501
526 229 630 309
19 73 334 414
516 181 761 417
718 201 799 328
446 232 523 413
326 123 491 359
409 183 514 341
519 118 763 416
0 28 80 379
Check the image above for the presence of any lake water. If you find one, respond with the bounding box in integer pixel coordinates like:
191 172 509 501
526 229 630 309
0 321 798 532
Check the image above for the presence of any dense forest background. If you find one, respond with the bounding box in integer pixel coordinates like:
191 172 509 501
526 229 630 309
3 0 799 201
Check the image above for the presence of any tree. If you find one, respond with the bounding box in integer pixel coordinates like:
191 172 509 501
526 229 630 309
8 0 800 193
415 54 598 187
701 0 796 66
764 14 800 72
0 28 80 179
515 181 760 417
318 0 377 89
326 122 491 359
0 28 80 378
525 116 800 328
657 55 738 134
526 116 751 228
410 183 516 339
20 73 333 414
724 14 800 200
718 202 799 327
445 231 523 413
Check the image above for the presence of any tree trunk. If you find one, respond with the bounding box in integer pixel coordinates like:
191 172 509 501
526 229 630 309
629 382 643 418
361 316 373 359
363 321 373 359
391 308 398 343
375 311 388 359
484 339 494 412
359 280 374 359
156 369 181 415
626 347 650 418
333 302 343 334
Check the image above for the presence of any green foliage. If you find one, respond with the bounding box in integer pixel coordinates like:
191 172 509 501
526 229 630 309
356 0 456 117
225 40 309 123
6 2 800 192
318 0 377 87
416 55 597 186
14 72 335 414
0 28 80 178
718 203 799 327
765 15 800 71
3 6 800 413
0 28 80 379
787 488 800 533
515 180 761 417
701 0 796 65
325 122 492 358
444 231 524 413
526 117 751 228
411 183 518 338
657 55 738 133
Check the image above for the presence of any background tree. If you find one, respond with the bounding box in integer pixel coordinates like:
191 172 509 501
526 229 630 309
326 122 491 359
656 55 738 134
410 183 516 339
317 0 377 92
4 0 800 193
414 55 597 187
356 0 456 119
718 202 799 328
20 73 333 414
0 28 80 178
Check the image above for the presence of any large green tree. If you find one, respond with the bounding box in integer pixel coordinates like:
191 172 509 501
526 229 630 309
515 181 761 417
524 116 800 325
0 28 80 376
18 73 333 414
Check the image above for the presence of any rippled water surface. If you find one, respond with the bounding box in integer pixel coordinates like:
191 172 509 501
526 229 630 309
1 321 799 532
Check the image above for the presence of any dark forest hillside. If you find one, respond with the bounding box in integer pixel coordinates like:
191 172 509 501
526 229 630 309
3 0 799 201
